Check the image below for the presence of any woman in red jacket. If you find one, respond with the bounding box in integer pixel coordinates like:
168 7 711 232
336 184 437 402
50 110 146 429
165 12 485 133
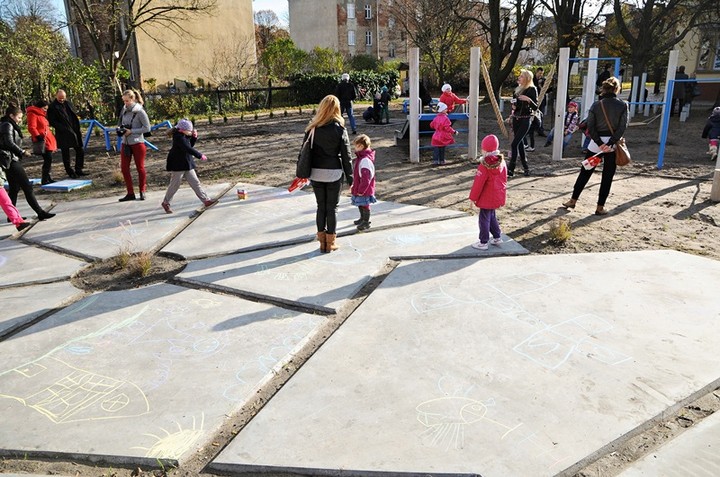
469 134 507 250
26 100 58 184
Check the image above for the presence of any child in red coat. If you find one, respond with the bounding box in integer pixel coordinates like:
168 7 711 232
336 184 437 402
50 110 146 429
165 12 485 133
439 83 468 112
350 134 376 231
430 102 457 165
469 134 507 250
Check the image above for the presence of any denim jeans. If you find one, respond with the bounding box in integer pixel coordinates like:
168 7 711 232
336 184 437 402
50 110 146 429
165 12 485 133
341 102 356 132
433 146 446 164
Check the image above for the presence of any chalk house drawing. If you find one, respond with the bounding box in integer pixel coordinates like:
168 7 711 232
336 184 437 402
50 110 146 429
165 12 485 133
131 413 204 460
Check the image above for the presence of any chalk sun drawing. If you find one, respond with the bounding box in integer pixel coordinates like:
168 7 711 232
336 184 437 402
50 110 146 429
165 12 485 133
131 413 204 460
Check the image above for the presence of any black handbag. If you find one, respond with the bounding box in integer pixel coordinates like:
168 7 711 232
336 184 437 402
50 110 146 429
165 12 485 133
295 128 315 179
32 138 45 155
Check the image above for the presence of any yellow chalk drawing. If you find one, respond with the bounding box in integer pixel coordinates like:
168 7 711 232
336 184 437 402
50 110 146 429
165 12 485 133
0 357 149 423
131 413 204 460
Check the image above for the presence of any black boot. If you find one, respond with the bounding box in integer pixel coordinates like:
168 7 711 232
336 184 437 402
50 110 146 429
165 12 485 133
357 208 371 231
354 207 363 225
41 156 55 185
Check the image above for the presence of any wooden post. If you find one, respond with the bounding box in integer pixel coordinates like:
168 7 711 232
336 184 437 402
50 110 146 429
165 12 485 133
659 50 678 143
409 48 420 164
468 47 480 160
552 48 570 160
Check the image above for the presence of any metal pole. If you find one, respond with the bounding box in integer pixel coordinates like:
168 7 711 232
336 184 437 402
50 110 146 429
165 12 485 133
409 47 420 164
553 48 570 160
657 79 674 169
468 47 480 160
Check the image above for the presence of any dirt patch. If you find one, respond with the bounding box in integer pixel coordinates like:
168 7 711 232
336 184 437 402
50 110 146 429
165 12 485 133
71 253 186 291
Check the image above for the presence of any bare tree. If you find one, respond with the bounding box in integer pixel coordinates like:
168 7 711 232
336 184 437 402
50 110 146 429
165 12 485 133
254 9 288 59
0 0 59 24
65 0 217 94
388 0 476 84
541 0 610 59
203 32 258 88
457 0 537 98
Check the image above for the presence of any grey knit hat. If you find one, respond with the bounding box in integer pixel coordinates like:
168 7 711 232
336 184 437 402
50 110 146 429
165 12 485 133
176 118 193 132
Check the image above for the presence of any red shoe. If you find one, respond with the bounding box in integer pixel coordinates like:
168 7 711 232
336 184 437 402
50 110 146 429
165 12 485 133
161 201 173 214
203 199 218 208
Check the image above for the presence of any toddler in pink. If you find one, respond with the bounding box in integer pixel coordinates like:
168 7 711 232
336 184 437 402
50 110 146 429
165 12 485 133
430 102 457 165
350 134 376 231
468 134 507 250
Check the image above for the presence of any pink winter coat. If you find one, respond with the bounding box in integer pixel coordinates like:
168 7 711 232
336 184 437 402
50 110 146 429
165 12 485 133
430 113 456 147
439 91 467 111
469 155 507 209
350 147 376 197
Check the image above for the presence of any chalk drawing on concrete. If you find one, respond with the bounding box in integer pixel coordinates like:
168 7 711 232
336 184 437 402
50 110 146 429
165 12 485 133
0 357 149 423
125 315 227 356
256 257 314 281
513 314 632 370
223 315 322 402
131 413 204 460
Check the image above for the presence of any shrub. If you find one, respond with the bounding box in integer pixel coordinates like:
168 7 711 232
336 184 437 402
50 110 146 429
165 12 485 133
549 218 572 244
290 69 400 105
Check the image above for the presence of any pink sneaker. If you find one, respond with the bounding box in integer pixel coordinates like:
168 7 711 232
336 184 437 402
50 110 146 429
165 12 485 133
161 201 173 214
203 199 218 208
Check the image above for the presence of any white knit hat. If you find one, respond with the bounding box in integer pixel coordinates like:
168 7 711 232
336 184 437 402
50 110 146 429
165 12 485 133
441 84 452 92
437 102 448 113
341 73 350 81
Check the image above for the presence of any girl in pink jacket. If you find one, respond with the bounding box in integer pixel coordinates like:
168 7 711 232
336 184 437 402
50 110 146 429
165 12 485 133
469 134 507 250
350 134 376 231
430 102 457 165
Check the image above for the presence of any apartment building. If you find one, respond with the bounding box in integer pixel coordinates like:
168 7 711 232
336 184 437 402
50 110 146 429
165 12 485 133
289 0 407 61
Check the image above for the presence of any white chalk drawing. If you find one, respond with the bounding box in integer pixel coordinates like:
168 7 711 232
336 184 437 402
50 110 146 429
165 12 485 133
513 314 632 370
223 314 322 402
131 413 204 460
256 256 314 281
125 315 227 356
416 375 569 470
0 356 149 423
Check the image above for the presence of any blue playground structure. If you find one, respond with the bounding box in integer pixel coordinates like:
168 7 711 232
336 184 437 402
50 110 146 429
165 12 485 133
80 119 173 152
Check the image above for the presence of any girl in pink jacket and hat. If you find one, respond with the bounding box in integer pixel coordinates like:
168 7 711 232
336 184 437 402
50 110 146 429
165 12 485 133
469 134 507 250
430 102 457 165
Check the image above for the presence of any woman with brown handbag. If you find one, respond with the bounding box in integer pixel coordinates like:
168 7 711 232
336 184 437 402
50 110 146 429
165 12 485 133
562 77 628 216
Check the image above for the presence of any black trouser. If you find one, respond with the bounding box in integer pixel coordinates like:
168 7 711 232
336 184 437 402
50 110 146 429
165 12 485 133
572 149 618 206
509 117 531 173
6 160 44 214
40 151 53 180
61 146 85 174
311 179 342 234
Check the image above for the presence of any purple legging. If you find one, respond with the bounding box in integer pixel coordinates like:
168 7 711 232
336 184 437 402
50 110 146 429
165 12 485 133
478 208 501 243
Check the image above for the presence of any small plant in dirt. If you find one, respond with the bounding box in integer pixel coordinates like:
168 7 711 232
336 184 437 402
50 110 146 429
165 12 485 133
269 110 274 118
130 251 154 277
114 244 132 269
549 217 572 244
254 112 258 120
111 169 124 185
284 110 288 117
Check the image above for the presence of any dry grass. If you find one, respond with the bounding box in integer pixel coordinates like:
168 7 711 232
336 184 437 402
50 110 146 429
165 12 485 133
111 169 124 185
114 244 132 269
130 251 154 277
549 217 572 244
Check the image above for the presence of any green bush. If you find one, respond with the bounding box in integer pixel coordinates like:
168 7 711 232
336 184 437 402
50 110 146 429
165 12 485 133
291 69 400 105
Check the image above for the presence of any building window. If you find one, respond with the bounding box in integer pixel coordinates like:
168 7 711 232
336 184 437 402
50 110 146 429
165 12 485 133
348 30 356 46
388 17 395 29
365 4 372 19
347 3 355 19
697 34 720 71
365 30 372 46
400 31 406 41
389 44 396 58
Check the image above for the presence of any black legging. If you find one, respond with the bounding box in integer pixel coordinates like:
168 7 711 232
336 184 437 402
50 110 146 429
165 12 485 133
61 146 85 174
509 117 532 173
40 151 53 179
572 149 618 206
311 179 342 234
6 160 44 214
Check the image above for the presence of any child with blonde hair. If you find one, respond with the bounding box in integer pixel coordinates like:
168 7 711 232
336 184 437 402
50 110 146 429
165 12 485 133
469 134 507 250
350 134 376 231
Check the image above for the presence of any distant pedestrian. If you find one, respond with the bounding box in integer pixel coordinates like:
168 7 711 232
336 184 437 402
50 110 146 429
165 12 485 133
161 119 217 214
533 67 548 136
469 134 507 250
596 64 611 91
671 66 689 116
430 102 457 166
562 77 628 216
439 83 467 112
0 104 56 221
350 134 376 231
379 86 392 124
26 99 58 184
48 89 87 178
117 89 151 202
702 107 720 162
305 95 353 253
335 73 357 135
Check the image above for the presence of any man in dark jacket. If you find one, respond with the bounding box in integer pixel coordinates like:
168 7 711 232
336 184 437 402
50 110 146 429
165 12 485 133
47 89 86 178
671 66 689 116
334 73 357 134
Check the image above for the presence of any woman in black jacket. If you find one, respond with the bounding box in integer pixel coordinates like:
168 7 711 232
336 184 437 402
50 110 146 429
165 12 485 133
0 105 55 221
563 77 628 215
304 95 353 253
508 69 538 177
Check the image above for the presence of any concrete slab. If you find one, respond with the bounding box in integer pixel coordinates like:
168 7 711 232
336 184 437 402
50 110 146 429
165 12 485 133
0 282 83 337
0 199 54 240
211 250 720 476
162 183 467 259
0 240 86 288
177 216 528 314
22 184 230 260
619 410 720 477
0 283 324 465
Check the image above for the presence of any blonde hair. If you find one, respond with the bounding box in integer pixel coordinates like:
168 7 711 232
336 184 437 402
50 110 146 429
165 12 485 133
122 89 144 106
354 134 371 149
600 77 621 95
514 69 535 95
306 95 344 132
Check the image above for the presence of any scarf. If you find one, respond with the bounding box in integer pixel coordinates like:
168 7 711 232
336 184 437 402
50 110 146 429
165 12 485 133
0 116 23 138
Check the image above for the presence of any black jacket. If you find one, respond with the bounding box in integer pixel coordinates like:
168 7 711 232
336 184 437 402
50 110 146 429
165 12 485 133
306 122 352 180
166 129 203 171
512 86 538 117
47 99 82 149
335 81 357 104
0 117 25 168
702 115 720 139
587 94 628 147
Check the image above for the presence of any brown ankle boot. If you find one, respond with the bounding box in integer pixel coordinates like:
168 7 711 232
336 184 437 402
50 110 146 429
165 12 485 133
317 231 327 253
325 233 338 252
